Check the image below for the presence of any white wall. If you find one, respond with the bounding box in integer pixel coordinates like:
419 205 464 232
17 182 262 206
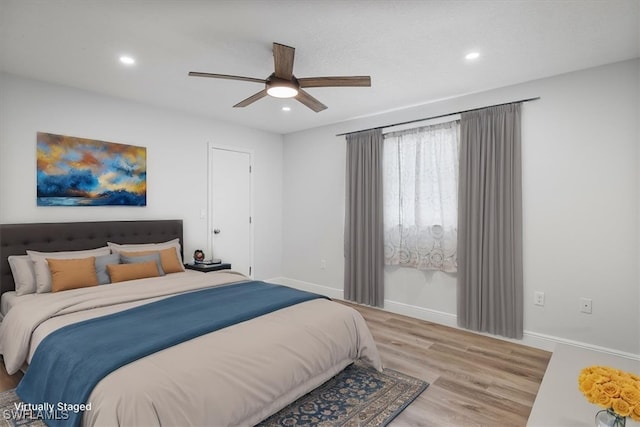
0 73 284 279
282 59 639 356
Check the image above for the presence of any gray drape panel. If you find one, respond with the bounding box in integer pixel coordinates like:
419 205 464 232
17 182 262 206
344 129 384 307
457 103 523 339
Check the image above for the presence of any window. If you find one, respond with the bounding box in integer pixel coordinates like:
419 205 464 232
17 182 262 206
383 121 459 272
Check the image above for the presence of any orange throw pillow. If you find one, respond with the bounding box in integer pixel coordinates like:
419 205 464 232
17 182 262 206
47 257 99 292
120 247 183 274
107 261 160 283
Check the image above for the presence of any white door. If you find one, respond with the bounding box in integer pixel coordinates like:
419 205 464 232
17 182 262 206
209 146 252 277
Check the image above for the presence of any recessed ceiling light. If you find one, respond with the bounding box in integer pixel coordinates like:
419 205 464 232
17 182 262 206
465 52 480 60
282 106 291 112
119 55 136 65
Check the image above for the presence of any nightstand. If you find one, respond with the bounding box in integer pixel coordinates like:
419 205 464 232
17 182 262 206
184 263 231 273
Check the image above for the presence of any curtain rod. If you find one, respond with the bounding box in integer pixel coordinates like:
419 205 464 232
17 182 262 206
336 96 540 137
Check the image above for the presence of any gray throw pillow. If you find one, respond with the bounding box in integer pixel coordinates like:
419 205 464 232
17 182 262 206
95 253 121 285
120 252 165 276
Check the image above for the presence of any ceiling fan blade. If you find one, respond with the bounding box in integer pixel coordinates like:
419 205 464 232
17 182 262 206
233 89 268 108
188 72 265 84
295 89 327 112
273 43 295 80
298 76 371 88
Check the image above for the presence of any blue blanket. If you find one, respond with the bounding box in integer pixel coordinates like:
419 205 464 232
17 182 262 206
16 281 327 427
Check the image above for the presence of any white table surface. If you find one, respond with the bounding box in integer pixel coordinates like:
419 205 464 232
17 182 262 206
527 344 640 427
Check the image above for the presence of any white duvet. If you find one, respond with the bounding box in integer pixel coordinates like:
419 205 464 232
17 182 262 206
0 271 382 426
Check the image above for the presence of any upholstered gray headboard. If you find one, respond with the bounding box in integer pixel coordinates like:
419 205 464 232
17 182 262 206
0 220 183 295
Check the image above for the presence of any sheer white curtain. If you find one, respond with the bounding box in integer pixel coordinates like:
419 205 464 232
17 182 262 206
383 121 459 272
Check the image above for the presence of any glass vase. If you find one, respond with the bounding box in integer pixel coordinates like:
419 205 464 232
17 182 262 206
595 409 626 427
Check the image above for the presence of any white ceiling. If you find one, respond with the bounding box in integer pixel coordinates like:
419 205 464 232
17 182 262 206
1 0 638 134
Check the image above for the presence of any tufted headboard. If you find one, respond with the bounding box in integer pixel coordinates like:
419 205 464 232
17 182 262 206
0 220 183 295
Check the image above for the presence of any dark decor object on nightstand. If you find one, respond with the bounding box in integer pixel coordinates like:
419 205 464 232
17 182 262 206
184 263 231 273
193 249 205 262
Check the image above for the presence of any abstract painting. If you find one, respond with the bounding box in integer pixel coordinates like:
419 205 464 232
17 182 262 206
36 132 146 206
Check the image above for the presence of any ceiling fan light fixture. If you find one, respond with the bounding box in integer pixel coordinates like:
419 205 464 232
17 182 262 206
267 85 298 98
266 78 299 98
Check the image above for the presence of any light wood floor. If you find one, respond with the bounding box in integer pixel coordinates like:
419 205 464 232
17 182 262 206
0 359 21 391
0 304 551 427
342 301 552 427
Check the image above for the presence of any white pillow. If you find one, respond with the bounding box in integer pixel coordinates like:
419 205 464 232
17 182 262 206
27 247 111 293
107 238 184 271
8 255 37 296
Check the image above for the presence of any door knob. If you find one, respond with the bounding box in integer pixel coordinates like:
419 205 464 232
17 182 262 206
213 229 221 234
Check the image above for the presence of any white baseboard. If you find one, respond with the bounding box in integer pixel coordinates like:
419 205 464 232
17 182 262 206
522 331 640 361
373 298 559 353
382 299 458 328
267 277 345 300
267 276 640 360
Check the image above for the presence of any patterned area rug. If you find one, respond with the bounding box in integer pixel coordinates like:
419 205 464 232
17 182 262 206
258 362 428 427
0 362 427 427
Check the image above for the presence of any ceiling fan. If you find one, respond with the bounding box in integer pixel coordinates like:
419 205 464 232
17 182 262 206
188 42 371 112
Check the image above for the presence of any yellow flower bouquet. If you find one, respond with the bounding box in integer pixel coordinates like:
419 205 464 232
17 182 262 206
579 366 640 423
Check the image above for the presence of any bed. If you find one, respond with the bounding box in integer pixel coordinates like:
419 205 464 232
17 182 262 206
0 220 382 426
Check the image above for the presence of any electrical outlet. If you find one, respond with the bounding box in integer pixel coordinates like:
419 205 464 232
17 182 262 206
320 259 326 270
534 291 545 306
580 297 592 314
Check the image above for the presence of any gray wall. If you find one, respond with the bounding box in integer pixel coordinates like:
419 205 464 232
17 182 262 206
281 59 639 356
0 73 284 280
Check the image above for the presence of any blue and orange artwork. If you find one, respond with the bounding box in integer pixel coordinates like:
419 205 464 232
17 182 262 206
37 132 147 206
